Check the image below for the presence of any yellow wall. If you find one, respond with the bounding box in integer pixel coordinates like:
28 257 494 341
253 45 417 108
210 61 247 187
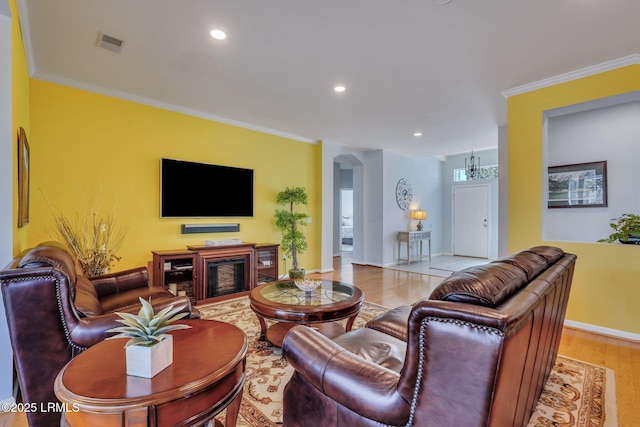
507 64 640 334
11 0 30 256
28 79 321 273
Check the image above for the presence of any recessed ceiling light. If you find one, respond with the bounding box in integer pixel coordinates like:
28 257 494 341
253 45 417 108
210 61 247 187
414 132 423 137
334 86 346 93
210 29 227 40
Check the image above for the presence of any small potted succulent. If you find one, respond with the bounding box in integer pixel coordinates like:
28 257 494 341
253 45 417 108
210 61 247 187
274 186 309 279
598 213 640 245
107 297 191 378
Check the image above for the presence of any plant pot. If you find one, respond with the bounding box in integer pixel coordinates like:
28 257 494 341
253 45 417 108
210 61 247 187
125 335 173 378
289 268 305 279
619 235 640 245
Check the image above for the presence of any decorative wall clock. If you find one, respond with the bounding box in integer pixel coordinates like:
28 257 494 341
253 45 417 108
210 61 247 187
395 178 413 210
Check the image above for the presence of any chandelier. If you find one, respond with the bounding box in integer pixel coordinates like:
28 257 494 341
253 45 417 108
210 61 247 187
465 151 480 180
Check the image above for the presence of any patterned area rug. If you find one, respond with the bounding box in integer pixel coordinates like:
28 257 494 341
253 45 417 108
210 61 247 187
527 357 617 427
198 296 616 427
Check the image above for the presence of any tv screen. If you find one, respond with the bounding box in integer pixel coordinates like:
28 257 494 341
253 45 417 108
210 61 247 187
161 158 254 217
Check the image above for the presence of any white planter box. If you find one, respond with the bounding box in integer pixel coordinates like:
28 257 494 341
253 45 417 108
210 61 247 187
125 335 173 378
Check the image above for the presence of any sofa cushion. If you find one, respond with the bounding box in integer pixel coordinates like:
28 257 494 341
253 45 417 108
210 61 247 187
333 327 407 374
74 288 104 317
491 250 548 281
100 287 176 313
528 246 564 265
76 276 98 297
429 263 528 307
17 245 77 286
365 305 411 341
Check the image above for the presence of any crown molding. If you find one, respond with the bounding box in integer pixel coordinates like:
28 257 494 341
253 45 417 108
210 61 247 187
31 71 319 145
502 53 640 98
16 0 35 75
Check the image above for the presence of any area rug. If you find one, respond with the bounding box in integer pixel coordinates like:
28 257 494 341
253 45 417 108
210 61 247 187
197 297 616 427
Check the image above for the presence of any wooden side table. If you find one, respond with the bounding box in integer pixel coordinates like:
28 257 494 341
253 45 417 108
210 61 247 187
54 320 247 427
397 231 431 265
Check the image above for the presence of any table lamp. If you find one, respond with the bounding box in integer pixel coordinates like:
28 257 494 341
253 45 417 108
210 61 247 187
412 210 427 231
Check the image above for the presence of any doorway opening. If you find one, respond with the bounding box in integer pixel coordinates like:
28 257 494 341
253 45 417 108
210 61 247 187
340 189 353 252
452 184 490 259
333 154 363 265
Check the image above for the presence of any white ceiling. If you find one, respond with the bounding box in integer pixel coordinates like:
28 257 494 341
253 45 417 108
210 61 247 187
17 0 640 158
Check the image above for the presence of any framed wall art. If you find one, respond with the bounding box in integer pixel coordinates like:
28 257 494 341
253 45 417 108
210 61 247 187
547 161 607 208
17 127 30 227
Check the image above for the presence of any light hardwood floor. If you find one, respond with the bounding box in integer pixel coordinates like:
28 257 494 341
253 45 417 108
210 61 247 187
2 255 638 426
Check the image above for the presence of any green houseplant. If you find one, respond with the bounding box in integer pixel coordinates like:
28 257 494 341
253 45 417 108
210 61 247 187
274 186 309 279
107 297 191 378
598 213 640 244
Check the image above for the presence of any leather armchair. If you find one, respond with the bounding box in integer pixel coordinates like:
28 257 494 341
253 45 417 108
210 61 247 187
0 243 196 427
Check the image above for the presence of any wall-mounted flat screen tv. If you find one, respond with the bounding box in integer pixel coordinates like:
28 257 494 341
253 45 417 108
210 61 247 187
161 158 254 217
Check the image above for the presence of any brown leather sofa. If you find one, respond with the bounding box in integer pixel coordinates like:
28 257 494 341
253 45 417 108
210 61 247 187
282 246 576 427
0 242 197 427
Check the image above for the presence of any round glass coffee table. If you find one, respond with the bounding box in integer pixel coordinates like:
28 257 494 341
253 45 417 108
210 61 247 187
248 279 363 347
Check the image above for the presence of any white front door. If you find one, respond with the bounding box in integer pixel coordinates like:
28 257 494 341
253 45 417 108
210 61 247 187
452 185 489 258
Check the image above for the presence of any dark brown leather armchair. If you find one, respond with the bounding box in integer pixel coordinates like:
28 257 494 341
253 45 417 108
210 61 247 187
282 246 576 427
0 243 196 427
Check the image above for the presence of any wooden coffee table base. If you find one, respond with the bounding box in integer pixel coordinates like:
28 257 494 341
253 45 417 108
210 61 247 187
249 280 364 348
265 321 346 347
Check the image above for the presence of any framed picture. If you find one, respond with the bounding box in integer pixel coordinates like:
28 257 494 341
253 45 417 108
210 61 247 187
547 161 607 208
17 127 30 227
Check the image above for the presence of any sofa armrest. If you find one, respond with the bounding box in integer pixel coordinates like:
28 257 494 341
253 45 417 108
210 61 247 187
283 326 411 426
107 294 192 316
69 295 193 348
365 305 411 341
67 313 132 348
89 267 150 298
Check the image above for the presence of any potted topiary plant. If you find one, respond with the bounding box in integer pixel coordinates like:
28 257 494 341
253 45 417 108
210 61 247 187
107 297 191 378
598 213 640 244
274 186 309 279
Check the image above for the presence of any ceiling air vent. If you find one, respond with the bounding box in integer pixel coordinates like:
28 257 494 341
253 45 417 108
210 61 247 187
97 32 125 53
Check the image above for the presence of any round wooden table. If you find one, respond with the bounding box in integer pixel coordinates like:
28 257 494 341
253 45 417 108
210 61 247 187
249 280 363 347
54 319 247 427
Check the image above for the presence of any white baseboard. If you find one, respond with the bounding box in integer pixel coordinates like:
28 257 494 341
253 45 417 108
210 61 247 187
363 262 385 268
564 319 640 342
349 261 371 267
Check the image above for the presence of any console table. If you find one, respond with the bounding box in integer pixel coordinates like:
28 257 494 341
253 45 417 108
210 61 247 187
151 243 279 305
397 231 431 265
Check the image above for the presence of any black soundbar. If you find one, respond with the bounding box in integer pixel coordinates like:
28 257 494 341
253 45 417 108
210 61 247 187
181 224 240 234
